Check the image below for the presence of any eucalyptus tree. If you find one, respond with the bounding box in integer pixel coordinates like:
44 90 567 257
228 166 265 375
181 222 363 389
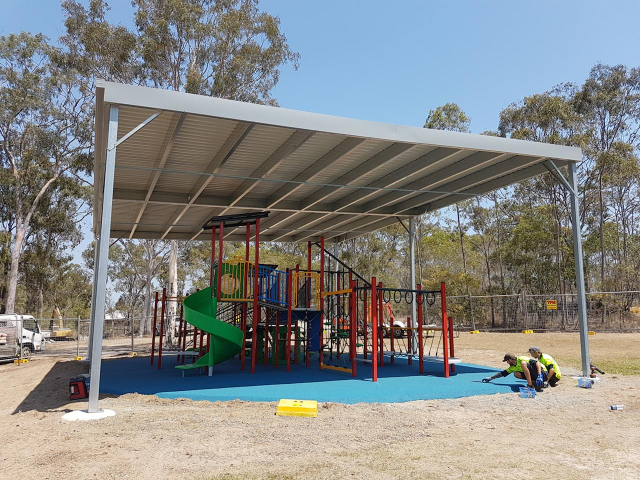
61 1 300 338
21 184 89 317
0 32 93 314
498 86 586 296
422 103 477 321
572 64 640 290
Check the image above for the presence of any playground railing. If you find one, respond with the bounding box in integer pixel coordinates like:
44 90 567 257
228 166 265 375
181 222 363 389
257 265 288 307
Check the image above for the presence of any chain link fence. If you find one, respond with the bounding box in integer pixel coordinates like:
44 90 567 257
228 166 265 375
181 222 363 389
17 317 155 359
9 290 639 359
448 291 640 331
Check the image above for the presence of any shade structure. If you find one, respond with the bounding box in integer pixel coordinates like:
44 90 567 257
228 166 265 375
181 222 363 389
87 81 591 415
93 80 582 243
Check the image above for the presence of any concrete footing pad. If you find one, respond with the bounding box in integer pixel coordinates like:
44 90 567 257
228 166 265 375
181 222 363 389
62 409 116 421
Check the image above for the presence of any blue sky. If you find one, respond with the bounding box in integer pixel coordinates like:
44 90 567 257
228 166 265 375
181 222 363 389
2 0 640 267
3 0 640 134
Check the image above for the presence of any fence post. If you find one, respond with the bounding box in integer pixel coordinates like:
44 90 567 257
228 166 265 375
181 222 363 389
469 294 476 331
448 316 455 373
522 291 528 331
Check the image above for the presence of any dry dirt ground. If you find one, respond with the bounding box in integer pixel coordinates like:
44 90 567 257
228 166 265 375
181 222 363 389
1 333 639 480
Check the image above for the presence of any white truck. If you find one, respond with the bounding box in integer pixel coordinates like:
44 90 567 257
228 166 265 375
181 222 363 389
0 314 44 361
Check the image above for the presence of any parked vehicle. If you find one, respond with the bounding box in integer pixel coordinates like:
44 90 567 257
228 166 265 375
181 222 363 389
0 314 44 360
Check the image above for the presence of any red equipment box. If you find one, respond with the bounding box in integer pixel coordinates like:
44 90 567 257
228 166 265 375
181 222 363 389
69 377 88 400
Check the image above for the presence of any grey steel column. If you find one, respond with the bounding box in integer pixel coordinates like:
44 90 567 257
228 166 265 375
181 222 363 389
87 238 101 362
88 105 119 413
568 162 590 376
409 217 417 353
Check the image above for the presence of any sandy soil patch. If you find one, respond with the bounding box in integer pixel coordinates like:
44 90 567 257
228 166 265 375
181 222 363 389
1 333 639 479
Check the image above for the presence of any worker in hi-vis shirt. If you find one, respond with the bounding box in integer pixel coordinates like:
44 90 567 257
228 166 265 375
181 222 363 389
482 353 548 391
528 346 561 387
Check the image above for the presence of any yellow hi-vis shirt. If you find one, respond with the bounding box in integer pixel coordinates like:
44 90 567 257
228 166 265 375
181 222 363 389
504 356 547 375
538 353 561 379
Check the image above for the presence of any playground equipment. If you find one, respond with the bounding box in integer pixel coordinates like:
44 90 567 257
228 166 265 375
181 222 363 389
150 211 458 381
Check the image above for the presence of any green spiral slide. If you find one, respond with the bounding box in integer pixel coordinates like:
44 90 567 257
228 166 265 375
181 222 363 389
175 287 244 372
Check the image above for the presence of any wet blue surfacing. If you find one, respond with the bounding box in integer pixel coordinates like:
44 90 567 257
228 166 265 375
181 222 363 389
99 355 526 404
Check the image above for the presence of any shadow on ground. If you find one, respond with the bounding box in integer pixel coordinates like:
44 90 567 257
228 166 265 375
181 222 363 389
11 357 121 414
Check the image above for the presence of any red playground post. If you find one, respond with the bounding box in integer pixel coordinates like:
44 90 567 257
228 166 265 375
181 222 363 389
349 279 357 377
378 282 384 367
319 236 325 369
417 285 424 374
371 277 378 382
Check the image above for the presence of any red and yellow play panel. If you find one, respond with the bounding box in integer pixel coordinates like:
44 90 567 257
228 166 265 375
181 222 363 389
276 399 318 418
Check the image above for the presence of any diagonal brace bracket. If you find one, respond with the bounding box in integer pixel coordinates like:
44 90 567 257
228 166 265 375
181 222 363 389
108 111 162 151
396 216 410 235
543 159 576 197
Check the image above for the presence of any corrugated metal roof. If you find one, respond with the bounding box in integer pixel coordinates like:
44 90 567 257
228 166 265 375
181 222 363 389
95 80 582 243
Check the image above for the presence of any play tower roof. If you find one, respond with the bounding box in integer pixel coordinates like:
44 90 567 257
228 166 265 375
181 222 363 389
93 80 581 243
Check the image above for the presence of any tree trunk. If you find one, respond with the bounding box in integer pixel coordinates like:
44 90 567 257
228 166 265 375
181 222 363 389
456 204 467 274
599 172 605 287
38 287 44 319
141 280 152 337
5 226 25 314
167 240 178 346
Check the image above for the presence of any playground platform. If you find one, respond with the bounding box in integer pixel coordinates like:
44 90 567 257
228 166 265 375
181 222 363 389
99 355 524 404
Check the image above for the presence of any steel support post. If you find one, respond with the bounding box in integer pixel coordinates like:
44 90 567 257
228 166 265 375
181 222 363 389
88 105 118 413
409 217 418 353
568 162 591 376
87 237 101 362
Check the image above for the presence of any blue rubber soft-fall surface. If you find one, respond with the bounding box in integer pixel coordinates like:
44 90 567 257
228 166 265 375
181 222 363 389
100 355 527 404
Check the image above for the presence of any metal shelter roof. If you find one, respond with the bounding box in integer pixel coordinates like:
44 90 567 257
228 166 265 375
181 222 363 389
94 80 582 243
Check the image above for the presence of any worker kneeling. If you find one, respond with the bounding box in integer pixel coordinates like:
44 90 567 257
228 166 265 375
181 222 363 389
483 353 548 392
528 346 561 387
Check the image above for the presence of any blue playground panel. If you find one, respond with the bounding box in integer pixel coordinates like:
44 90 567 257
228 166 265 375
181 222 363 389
100 355 527 404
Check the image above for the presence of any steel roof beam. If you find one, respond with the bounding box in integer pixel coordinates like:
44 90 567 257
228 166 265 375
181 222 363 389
418 161 550 214
112 189 398 216
291 214 366 243
274 148 479 239
299 142 416 210
288 147 460 240
330 147 458 211
361 151 508 213
158 122 254 239
128 112 186 238
227 129 315 208
393 155 543 215
217 129 315 238
267 142 416 239
266 137 366 207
